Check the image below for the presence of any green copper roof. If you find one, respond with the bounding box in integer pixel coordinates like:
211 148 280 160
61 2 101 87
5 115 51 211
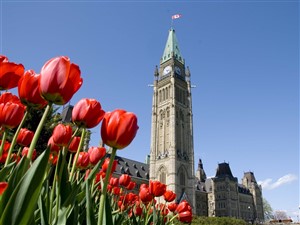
161 29 184 64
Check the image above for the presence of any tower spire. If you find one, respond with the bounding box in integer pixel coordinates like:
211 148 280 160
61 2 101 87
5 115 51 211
161 29 184 65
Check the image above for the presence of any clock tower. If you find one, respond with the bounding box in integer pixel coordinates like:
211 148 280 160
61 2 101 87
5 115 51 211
149 28 195 210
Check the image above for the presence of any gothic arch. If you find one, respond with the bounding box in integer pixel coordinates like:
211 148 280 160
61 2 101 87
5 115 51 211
177 165 189 186
157 165 168 184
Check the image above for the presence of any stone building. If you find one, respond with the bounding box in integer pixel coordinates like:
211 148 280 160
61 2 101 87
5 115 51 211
146 27 264 222
61 27 264 223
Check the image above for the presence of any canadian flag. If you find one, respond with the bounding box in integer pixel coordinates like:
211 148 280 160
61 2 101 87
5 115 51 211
171 14 182 20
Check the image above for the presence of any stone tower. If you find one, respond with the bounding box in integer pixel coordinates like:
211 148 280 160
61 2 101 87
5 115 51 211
242 172 264 222
149 28 195 210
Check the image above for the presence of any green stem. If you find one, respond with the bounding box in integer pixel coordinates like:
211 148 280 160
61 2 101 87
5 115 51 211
97 147 117 225
67 153 73 173
55 147 68 221
0 130 7 157
4 110 28 166
49 165 57 224
27 104 52 163
69 128 86 182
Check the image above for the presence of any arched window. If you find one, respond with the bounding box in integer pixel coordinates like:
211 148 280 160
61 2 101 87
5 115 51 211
159 90 162 103
160 171 166 184
166 87 169 99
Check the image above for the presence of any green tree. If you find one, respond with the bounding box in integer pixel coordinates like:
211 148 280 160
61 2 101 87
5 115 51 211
263 198 274 220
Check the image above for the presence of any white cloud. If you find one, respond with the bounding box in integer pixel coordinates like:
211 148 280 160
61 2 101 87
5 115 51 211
258 174 298 190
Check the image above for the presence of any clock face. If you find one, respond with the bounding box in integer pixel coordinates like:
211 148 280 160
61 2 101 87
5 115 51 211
163 65 172 75
175 66 181 75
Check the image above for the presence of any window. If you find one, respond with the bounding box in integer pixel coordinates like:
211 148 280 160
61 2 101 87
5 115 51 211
160 171 166 184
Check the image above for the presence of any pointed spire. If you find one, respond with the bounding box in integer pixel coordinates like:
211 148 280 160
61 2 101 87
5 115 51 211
161 29 184 64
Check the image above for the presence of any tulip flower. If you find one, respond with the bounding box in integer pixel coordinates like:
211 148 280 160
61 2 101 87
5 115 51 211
72 98 105 128
176 200 192 214
101 109 139 150
167 202 178 212
109 177 119 187
16 128 34 147
149 180 166 197
68 136 81 153
47 136 61 153
21 147 37 160
0 93 26 129
0 182 8 195
178 211 192 223
126 181 136 190
39 56 83 105
101 157 117 173
88 146 106 165
18 69 47 109
139 187 153 203
119 174 131 187
0 55 24 90
52 124 73 147
163 190 176 202
76 151 90 169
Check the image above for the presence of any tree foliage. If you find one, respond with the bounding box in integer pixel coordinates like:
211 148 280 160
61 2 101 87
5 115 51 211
263 198 274 220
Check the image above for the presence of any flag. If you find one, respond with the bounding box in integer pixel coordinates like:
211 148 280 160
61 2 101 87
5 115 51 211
172 14 182 20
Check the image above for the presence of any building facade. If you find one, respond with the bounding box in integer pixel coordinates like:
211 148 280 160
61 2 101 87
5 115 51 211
147 28 264 222
63 28 264 223
149 28 195 209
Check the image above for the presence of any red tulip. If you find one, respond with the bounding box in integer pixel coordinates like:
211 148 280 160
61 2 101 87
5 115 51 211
178 211 192 223
163 190 176 202
0 55 24 90
95 171 106 184
126 181 136 190
149 180 166 197
72 98 105 128
0 140 11 153
68 136 81 153
134 205 143 216
139 183 148 190
16 128 34 147
119 174 131 187
52 124 73 147
102 157 117 173
112 186 120 195
88 146 106 165
0 153 8 163
47 136 61 153
139 187 153 203
101 109 139 150
21 147 37 160
168 202 178 212
0 93 26 129
49 153 58 165
76 151 89 168
18 69 47 109
39 56 83 105
109 177 119 187
0 182 8 195
176 200 192 214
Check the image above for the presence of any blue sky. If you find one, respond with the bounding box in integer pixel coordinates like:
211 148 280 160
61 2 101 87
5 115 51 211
1 0 299 221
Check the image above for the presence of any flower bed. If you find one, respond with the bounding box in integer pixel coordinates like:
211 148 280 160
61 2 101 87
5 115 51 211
0 55 192 225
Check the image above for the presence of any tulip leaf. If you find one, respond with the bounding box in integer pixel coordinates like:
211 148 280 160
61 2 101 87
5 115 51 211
103 194 113 225
38 190 49 225
85 179 97 225
0 161 15 181
0 156 28 216
0 148 50 225
56 181 81 225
